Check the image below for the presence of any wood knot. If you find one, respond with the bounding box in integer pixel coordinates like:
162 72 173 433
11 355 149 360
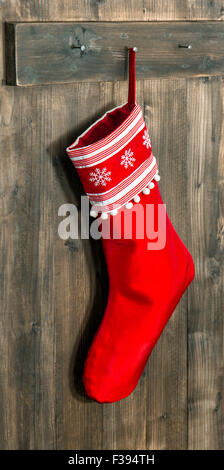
64 239 79 253
31 322 41 335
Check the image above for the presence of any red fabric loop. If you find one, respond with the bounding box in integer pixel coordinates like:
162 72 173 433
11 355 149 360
128 48 136 106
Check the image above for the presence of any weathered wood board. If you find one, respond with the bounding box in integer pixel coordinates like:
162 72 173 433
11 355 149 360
5 21 224 86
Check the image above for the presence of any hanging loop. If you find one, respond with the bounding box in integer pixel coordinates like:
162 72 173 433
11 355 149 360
128 47 137 107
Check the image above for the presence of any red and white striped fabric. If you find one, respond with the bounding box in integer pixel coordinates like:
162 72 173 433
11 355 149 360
66 49 159 217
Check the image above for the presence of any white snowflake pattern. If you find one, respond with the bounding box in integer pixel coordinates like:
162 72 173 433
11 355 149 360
120 148 136 169
89 167 112 187
142 130 151 149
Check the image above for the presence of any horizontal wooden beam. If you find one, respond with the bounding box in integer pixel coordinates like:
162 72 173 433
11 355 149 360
5 21 224 86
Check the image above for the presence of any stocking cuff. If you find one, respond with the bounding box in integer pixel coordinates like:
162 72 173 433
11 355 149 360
66 102 159 217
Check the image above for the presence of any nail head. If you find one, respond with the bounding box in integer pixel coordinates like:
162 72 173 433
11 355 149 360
179 44 192 49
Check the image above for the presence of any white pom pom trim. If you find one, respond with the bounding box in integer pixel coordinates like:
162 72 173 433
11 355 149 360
154 174 160 181
133 195 140 203
125 202 133 209
110 209 118 216
142 187 150 195
149 182 155 189
90 209 98 218
101 212 108 220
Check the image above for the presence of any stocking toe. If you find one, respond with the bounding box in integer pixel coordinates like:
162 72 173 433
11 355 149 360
83 358 139 403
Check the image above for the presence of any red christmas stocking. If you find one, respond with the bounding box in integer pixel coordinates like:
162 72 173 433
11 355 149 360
66 48 195 403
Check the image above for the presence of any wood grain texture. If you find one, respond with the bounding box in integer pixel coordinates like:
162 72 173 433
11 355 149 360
2 1 224 22
0 85 57 449
187 76 224 449
0 0 224 451
6 21 224 86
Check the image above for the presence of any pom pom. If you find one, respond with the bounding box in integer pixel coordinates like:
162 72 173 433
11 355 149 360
154 174 160 182
142 188 150 195
125 202 133 209
110 209 118 216
90 209 98 218
133 195 140 203
101 212 108 220
149 182 155 189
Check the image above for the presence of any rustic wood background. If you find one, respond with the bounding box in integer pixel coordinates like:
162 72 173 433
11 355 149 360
0 1 223 450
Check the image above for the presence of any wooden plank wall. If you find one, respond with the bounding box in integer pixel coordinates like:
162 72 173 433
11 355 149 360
0 1 223 450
